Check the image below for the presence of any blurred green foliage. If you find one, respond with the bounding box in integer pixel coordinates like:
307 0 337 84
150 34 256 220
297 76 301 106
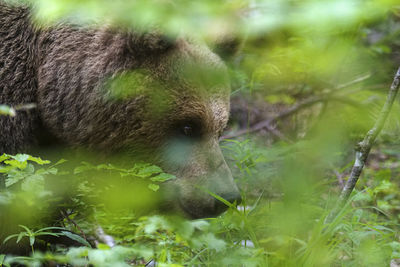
2 140 400 266
3 0 400 266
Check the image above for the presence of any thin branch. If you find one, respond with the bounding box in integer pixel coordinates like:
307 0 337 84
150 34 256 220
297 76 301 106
222 96 324 140
325 67 400 223
223 74 371 141
14 103 37 111
335 73 371 90
0 103 37 117
60 209 88 242
264 124 294 143
222 95 364 140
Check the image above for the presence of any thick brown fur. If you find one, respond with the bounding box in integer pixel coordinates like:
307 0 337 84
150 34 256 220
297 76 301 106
0 3 39 153
0 1 240 233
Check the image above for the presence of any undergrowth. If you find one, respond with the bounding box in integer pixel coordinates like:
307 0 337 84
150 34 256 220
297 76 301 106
0 138 399 266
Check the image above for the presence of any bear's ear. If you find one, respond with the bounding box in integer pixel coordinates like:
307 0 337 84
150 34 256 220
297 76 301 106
211 34 243 61
126 31 176 55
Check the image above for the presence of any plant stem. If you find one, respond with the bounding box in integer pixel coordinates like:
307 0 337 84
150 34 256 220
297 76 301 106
325 66 400 223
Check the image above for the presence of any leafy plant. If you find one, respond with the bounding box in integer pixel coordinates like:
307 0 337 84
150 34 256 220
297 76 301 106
4 225 67 254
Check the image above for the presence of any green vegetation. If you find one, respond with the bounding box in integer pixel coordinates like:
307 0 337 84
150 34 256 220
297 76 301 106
3 0 400 266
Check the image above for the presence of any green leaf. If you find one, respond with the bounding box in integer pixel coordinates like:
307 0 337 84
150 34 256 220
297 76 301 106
21 175 44 192
3 234 19 244
4 160 27 170
0 165 14 174
36 226 67 232
18 225 33 235
52 159 67 166
74 162 95 174
97 243 111 250
0 254 5 265
150 173 176 182
0 105 16 117
191 220 210 231
137 165 162 177
46 168 58 175
200 188 236 209
61 231 91 248
11 154 29 162
144 216 171 234
0 154 10 162
200 233 226 252
16 232 25 244
5 174 26 187
29 236 35 247
35 232 60 238
27 156 50 165
148 183 160 192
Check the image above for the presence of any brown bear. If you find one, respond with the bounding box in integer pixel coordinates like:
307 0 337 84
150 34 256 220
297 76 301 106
0 0 241 223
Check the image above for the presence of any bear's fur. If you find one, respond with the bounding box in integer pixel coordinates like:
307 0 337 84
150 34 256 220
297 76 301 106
0 1 240 224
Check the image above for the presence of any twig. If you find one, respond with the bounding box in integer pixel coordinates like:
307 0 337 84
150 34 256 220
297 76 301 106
325 67 400 223
14 103 37 111
264 124 293 143
270 95 364 122
60 210 88 242
335 73 371 90
222 95 364 140
222 74 371 141
221 96 323 140
0 103 37 117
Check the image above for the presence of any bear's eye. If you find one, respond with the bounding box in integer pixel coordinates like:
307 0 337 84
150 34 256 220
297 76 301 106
182 125 194 137
177 120 202 139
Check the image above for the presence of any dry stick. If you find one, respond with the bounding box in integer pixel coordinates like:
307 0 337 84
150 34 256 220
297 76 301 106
221 96 324 140
222 74 371 141
221 96 364 140
325 67 400 224
335 73 371 90
14 103 37 111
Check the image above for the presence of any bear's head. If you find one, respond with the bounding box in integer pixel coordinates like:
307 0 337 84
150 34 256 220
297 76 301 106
37 30 241 218
123 38 241 218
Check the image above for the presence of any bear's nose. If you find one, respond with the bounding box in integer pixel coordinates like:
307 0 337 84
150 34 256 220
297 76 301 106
213 192 242 215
